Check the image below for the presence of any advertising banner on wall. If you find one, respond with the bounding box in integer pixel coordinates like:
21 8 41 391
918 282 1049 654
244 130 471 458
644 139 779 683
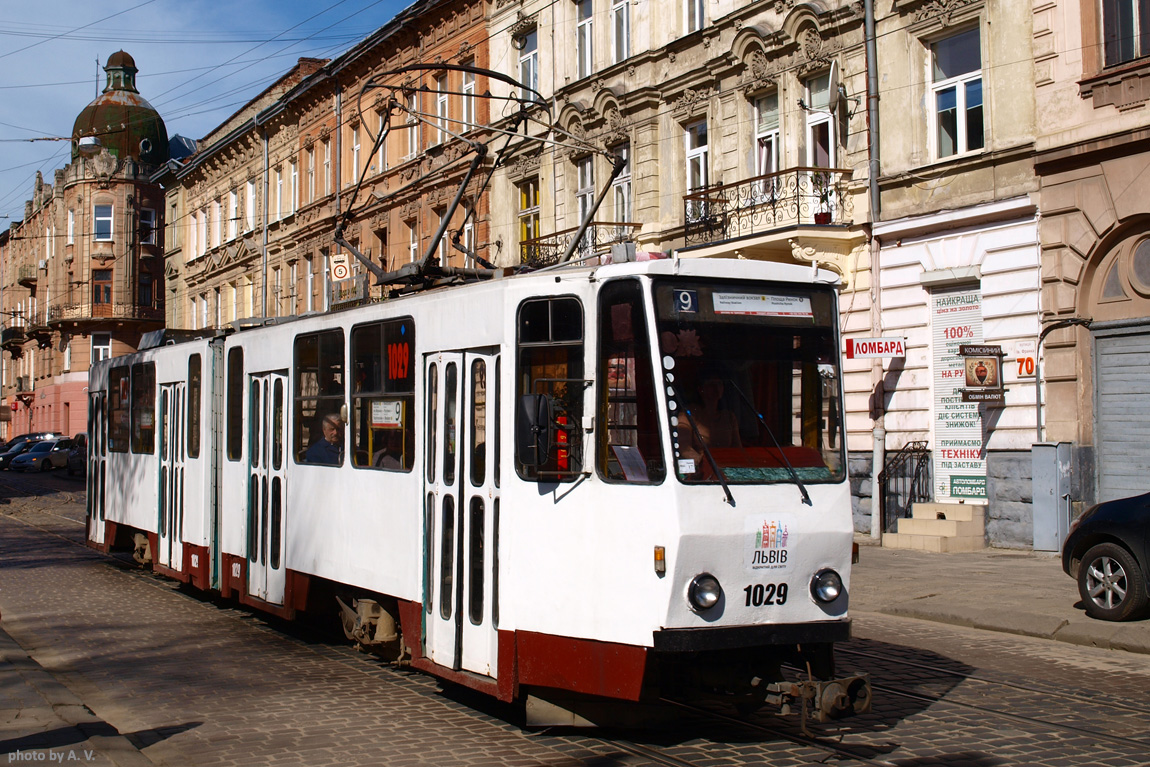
931 286 987 501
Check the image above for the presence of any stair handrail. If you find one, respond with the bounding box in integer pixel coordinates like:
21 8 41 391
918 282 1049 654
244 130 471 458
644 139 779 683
877 440 931 533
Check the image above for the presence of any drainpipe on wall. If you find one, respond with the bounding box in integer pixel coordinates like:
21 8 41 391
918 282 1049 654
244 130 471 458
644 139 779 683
865 0 884 540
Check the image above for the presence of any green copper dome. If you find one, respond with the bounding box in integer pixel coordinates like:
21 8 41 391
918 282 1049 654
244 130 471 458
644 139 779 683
72 51 169 165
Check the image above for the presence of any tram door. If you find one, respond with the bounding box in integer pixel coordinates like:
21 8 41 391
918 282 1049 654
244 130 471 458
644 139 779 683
424 351 500 676
157 383 186 572
247 372 288 605
87 391 107 546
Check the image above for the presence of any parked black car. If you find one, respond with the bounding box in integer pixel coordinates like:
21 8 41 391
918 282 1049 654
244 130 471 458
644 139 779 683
1062 492 1150 621
11 438 73 472
1 431 61 453
67 433 87 477
0 440 41 470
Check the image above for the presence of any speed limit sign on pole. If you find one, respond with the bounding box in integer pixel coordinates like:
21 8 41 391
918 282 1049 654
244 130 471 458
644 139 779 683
330 252 350 281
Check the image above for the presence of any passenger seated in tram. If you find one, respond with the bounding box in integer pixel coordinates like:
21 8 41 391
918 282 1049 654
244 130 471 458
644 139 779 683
680 375 741 450
305 414 344 465
371 429 403 470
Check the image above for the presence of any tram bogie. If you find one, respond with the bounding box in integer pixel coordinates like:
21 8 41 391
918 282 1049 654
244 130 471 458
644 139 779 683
86 257 870 722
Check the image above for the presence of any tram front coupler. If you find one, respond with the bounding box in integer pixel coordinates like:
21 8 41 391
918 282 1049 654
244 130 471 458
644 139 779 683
762 673 872 722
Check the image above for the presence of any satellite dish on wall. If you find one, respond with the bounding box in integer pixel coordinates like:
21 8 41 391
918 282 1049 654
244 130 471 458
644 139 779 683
828 60 842 115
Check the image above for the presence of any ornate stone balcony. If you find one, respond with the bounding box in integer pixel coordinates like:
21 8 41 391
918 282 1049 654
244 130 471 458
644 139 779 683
683 167 853 248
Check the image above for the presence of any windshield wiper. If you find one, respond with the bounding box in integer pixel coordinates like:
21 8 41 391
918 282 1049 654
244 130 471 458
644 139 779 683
727 380 813 506
667 381 735 507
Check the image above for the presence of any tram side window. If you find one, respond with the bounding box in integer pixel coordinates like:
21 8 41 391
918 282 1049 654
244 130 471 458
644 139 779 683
294 329 346 464
597 280 665 483
188 354 201 459
227 347 243 461
515 296 584 482
108 367 130 452
350 318 415 471
130 362 156 454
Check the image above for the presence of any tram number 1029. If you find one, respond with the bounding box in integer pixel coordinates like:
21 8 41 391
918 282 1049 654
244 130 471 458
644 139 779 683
743 583 788 607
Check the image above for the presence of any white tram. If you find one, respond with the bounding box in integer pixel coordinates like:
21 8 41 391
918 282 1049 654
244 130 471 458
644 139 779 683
87 256 870 723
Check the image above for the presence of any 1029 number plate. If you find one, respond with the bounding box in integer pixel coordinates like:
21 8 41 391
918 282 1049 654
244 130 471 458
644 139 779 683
743 583 788 607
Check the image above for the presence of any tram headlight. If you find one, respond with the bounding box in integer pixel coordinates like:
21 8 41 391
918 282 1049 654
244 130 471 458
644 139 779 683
810 569 843 603
688 573 722 611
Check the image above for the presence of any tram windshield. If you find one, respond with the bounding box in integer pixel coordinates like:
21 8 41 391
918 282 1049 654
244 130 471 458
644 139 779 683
652 279 845 485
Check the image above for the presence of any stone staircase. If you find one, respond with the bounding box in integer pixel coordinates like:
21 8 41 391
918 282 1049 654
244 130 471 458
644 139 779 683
882 502 987 552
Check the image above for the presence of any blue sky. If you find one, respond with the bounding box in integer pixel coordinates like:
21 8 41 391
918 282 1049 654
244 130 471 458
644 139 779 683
0 0 409 223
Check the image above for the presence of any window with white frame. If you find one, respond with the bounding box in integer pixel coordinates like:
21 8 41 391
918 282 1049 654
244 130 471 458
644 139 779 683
323 139 332 196
612 143 631 230
577 0 593 80
273 268 281 317
215 287 222 327
435 208 448 260
200 294 208 329
275 167 283 220
463 219 475 267
377 110 387 171
67 209 74 244
407 220 419 262
519 29 539 98
289 262 297 314
612 0 630 64
685 121 708 222
92 333 111 363
290 161 298 213
1102 0 1150 66
685 0 704 34
198 209 208 255
94 204 113 241
228 190 238 240
212 199 221 246
139 208 156 245
435 75 449 144
189 208 198 257
462 68 475 129
406 92 419 158
231 282 238 322
306 257 315 312
307 146 316 202
576 156 595 222
351 127 361 184
246 180 256 231
805 73 835 168
755 93 780 178
931 28 983 158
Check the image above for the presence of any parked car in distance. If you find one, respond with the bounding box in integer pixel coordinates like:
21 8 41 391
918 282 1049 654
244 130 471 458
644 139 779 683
66 433 87 477
0 440 41 470
0 431 61 453
10 438 73 472
1062 492 1150 621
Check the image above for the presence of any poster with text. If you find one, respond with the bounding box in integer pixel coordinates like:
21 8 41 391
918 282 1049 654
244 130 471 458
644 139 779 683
931 286 988 501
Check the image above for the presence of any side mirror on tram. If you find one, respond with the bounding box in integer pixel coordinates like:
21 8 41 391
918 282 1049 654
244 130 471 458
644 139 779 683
516 394 554 467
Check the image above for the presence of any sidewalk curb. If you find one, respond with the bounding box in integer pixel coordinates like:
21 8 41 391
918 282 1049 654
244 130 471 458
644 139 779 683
0 627 154 766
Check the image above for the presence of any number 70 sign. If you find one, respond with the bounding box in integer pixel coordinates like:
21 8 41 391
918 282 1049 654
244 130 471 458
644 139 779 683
1013 340 1037 378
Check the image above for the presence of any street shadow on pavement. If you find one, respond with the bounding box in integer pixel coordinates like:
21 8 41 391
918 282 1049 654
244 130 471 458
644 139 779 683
0 721 200 755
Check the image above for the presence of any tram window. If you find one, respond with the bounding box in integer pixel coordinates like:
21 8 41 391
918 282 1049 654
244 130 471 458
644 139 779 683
250 381 262 470
440 495 455 620
424 492 434 615
227 348 244 461
427 364 438 482
294 330 346 465
494 357 501 488
188 355 201 459
444 362 458 485
273 379 284 471
470 359 486 486
597 279 665 484
350 318 415 471
468 497 484 624
515 296 584 481
108 367 130 453
131 362 156 455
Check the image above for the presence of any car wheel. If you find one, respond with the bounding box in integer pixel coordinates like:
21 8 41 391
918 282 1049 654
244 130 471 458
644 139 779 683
40 460 49 472
1078 542 1149 621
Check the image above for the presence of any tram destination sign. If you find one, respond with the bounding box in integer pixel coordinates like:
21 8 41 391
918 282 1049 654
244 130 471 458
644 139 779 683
845 337 906 359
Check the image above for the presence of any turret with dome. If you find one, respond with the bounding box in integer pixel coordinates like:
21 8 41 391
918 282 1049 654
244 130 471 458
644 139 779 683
71 50 169 166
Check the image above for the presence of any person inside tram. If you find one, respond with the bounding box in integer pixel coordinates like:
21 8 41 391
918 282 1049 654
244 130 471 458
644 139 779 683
678 375 742 468
305 414 344 465
371 428 402 470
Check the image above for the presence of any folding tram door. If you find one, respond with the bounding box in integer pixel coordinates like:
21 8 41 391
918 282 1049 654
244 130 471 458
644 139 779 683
157 382 186 572
247 372 288 605
86 391 107 546
424 350 500 676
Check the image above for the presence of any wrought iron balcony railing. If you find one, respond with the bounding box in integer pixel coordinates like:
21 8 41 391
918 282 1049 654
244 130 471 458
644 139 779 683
683 167 853 247
48 302 163 323
521 221 642 268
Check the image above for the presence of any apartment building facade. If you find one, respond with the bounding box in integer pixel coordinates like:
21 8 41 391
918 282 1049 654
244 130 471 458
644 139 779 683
0 51 168 440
